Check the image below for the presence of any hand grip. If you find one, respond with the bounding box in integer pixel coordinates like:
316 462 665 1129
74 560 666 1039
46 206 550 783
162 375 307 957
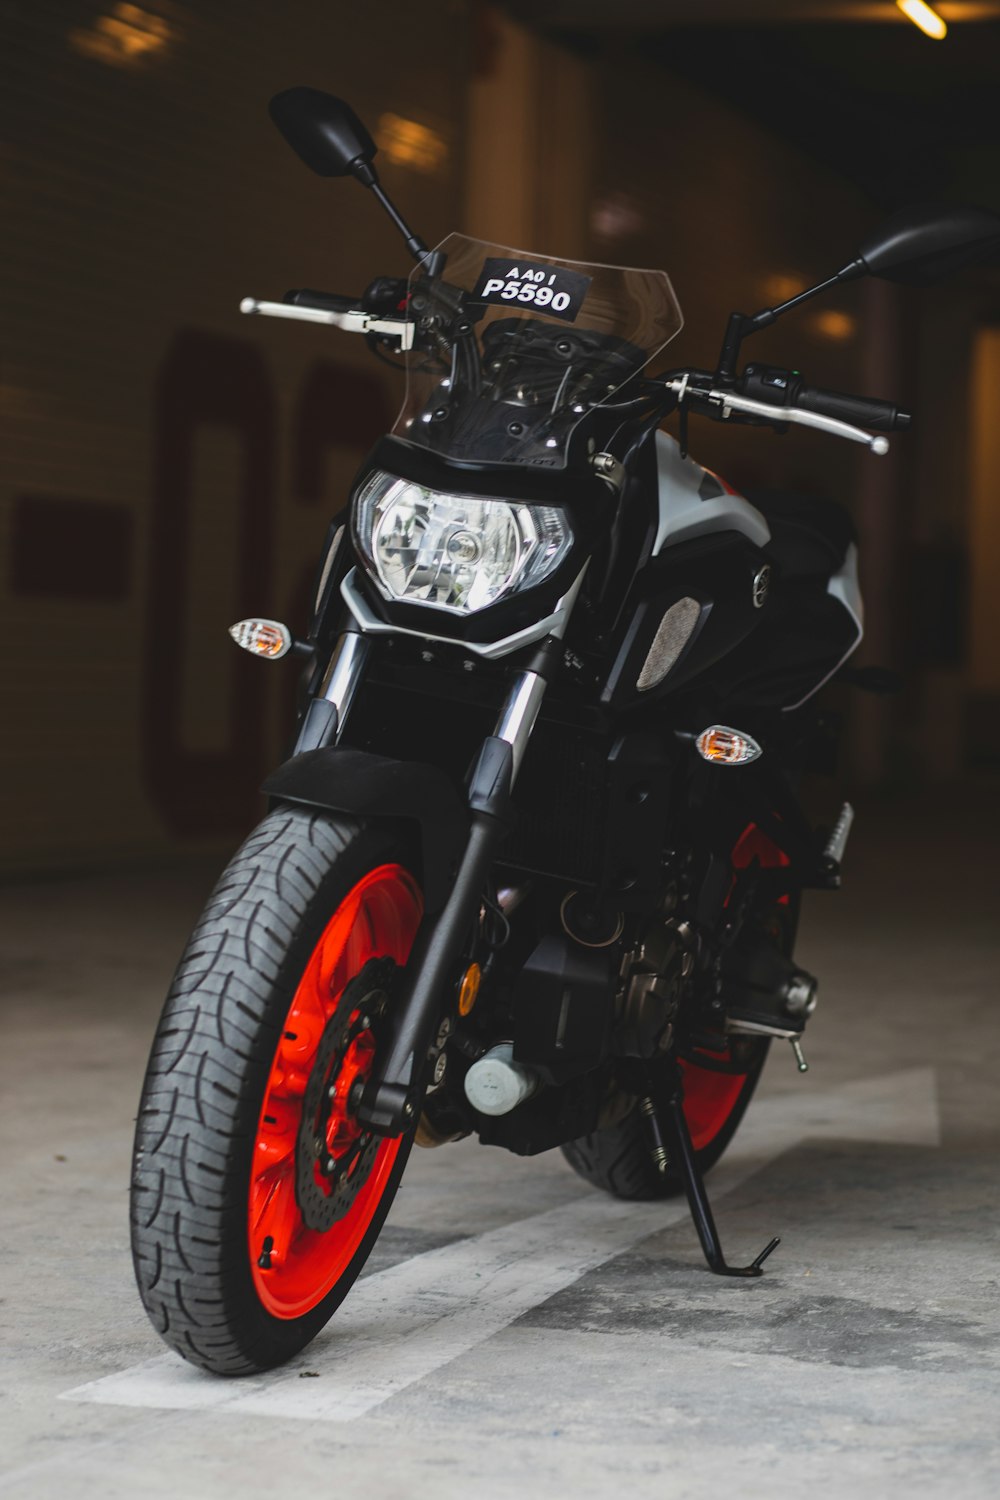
283 288 360 314
740 365 911 433
794 384 911 433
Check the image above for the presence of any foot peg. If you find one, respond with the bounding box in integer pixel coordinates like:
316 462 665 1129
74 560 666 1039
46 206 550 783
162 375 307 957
824 801 855 867
643 1063 780 1279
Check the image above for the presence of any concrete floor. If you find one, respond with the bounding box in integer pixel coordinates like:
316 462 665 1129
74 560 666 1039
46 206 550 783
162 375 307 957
2 788 999 1499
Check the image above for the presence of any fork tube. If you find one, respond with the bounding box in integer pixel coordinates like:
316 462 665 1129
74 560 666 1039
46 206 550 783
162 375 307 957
294 629 370 754
493 671 547 784
320 629 370 728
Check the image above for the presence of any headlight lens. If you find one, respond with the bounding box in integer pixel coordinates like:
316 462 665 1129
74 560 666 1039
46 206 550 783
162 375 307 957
353 472 573 615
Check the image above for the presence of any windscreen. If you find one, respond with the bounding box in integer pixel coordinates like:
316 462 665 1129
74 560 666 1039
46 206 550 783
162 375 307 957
390 234 683 469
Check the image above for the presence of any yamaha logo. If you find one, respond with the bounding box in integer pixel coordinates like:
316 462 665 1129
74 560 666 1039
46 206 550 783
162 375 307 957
752 564 771 609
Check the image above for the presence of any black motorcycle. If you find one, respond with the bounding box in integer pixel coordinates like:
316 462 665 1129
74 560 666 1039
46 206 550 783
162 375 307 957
130 87 1000 1375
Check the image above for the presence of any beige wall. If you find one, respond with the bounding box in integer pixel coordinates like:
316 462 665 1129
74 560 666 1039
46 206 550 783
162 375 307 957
1 0 470 872
464 7 593 254
969 326 1000 696
5 3 989 875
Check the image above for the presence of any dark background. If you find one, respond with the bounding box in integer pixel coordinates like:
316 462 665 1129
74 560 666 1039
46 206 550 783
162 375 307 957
3 0 999 875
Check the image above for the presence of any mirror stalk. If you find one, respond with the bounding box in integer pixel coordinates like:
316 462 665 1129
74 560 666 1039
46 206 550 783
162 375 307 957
363 175 445 275
715 260 865 385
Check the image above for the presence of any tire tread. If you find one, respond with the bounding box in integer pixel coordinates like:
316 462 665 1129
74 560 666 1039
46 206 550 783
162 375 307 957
130 806 403 1375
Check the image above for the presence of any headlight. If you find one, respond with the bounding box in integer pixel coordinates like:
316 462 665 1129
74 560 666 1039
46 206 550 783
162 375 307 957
353 471 573 615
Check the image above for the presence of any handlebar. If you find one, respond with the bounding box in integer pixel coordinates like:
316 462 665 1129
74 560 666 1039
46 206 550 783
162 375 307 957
740 364 911 433
239 291 414 348
241 290 911 457
283 288 360 314
662 373 891 455
794 384 910 434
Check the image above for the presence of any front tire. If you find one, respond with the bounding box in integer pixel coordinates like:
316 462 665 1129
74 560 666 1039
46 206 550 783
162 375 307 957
130 806 423 1375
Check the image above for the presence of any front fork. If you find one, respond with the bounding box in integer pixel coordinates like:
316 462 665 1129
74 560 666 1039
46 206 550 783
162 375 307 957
293 629 371 754
358 650 554 1135
297 615 562 1138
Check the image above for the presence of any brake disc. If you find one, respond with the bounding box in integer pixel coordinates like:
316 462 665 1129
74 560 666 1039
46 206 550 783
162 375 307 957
295 956 395 1232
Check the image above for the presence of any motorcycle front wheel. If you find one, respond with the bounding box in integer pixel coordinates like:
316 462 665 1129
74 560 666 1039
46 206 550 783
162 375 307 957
130 806 423 1375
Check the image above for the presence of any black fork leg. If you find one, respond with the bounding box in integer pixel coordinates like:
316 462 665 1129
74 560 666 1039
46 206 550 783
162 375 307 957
644 1060 780 1278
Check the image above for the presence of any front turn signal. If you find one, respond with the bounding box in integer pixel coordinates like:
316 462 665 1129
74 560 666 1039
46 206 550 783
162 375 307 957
229 618 294 659
696 725 763 766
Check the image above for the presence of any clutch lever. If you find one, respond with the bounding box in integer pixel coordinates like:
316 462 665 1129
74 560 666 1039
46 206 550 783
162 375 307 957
240 297 415 349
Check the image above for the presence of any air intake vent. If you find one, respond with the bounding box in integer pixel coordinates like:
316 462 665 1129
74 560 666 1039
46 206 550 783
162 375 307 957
636 597 701 691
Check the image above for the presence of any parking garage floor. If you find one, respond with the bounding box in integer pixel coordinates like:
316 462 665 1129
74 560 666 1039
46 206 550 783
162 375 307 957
2 788 999 1499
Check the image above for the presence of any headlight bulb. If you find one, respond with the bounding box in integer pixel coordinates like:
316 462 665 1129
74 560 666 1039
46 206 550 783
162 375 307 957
352 472 572 615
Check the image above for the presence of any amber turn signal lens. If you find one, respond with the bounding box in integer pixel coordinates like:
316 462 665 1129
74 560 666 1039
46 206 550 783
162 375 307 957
458 962 482 1017
696 725 763 766
229 618 293 659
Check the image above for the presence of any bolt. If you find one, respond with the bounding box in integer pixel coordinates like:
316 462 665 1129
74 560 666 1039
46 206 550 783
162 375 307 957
433 1053 447 1085
403 1101 415 1119
358 1013 372 1031
312 1135 324 1157
324 1156 336 1175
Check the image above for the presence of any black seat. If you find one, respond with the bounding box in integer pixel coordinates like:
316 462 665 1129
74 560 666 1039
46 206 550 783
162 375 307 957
745 488 856 579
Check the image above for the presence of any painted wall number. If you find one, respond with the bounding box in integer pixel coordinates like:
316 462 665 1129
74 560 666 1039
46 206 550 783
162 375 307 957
142 327 390 838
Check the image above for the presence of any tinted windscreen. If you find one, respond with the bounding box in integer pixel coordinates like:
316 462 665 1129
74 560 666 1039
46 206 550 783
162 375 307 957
390 235 683 469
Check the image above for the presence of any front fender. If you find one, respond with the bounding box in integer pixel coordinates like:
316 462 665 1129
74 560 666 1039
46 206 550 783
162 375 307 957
262 748 468 913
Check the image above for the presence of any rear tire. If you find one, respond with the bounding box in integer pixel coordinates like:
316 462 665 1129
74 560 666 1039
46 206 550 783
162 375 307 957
130 806 423 1375
562 819 794 1203
560 1042 769 1201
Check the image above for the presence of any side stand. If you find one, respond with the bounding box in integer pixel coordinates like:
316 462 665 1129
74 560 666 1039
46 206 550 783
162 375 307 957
643 1062 780 1278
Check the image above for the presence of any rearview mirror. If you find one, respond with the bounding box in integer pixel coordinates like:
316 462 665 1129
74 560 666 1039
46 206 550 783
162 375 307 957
856 204 1000 286
269 87 378 183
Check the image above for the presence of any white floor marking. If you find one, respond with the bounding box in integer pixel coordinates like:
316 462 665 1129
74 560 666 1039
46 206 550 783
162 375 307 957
63 1066 939 1421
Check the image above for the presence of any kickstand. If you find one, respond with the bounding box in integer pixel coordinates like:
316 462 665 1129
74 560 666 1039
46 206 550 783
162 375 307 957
643 1062 780 1279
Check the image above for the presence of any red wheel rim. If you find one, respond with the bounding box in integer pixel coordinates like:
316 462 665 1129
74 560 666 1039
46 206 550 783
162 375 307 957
680 822 789 1153
249 863 423 1319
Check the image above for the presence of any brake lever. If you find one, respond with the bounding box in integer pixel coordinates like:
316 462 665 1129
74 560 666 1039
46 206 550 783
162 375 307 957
663 378 889 455
240 297 415 349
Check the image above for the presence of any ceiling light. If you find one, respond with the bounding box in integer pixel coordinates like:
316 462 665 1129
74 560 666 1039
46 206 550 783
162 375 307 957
811 309 857 343
69 4 174 67
896 1 948 39
377 114 447 173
